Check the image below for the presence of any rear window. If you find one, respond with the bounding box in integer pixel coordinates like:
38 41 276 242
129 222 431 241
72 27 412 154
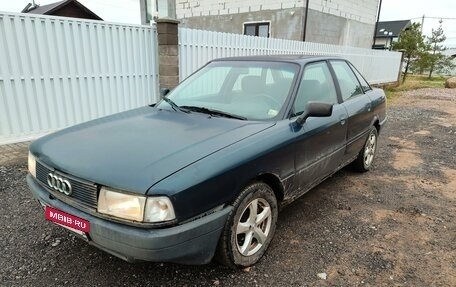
349 63 372 93
330 60 363 101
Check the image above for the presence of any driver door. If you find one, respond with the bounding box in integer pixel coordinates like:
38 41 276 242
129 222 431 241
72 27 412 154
291 61 348 195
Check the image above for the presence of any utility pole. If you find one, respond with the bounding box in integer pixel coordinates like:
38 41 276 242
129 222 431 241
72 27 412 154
302 0 310 41
421 14 425 33
139 0 147 25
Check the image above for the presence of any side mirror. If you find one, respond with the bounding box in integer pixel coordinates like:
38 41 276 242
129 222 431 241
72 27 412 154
160 88 170 97
296 102 333 125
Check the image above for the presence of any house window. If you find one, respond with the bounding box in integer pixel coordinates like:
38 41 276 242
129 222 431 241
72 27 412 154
244 22 270 38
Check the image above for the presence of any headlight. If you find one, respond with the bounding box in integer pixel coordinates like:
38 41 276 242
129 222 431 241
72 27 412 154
98 188 146 221
28 152 36 178
97 187 175 223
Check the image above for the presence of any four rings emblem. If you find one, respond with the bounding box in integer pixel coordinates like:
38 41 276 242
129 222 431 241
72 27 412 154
47 173 72 195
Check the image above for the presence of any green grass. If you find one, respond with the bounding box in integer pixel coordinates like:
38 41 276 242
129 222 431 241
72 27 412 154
384 74 448 100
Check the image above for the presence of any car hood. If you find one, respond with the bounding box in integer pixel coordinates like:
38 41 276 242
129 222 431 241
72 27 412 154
31 107 274 194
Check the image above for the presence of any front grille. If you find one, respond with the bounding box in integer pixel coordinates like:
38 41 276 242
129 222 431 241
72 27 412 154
36 161 98 210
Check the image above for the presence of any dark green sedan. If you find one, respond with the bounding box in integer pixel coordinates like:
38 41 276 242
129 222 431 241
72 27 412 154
27 55 386 267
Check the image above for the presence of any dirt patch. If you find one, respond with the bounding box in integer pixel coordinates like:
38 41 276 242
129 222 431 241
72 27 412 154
440 169 456 200
1 87 456 287
390 138 423 170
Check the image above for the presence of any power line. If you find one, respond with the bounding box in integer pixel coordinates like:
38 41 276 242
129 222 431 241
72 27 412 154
410 16 456 20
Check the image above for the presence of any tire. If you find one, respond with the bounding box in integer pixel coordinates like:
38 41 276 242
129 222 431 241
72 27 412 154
353 127 378 172
216 182 278 268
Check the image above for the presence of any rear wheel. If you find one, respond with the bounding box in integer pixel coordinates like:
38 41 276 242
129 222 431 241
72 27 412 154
216 182 278 268
353 127 378 172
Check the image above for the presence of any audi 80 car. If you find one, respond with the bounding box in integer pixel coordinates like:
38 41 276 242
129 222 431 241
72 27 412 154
27 55 386 267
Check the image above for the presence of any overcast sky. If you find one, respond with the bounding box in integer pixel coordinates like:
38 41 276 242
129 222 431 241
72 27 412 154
0 0 455 47
381 0 456 47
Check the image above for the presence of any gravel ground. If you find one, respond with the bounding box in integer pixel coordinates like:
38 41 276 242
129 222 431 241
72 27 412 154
1 88 455 287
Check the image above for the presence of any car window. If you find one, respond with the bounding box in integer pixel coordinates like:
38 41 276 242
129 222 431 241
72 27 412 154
175 67 231 98
160 61 299 121
292 62 338 116
348 63 372 92
330 60 363 101
232 67 274 92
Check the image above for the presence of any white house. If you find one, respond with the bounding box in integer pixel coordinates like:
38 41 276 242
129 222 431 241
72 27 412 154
373 20 411 50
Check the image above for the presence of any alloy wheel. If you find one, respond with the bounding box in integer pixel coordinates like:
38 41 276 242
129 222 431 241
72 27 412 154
235 198 272 256
364 132 377 167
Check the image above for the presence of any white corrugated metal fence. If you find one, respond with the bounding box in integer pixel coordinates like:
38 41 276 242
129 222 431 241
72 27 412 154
1 17 402 145
179 28 402 84
0 12 159 144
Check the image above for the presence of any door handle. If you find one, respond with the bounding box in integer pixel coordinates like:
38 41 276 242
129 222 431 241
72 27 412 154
339 115 347 125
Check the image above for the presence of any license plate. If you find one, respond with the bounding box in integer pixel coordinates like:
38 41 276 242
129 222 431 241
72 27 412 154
45 206 90 234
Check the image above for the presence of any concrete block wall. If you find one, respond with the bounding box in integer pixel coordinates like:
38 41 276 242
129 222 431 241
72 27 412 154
176 0 378 25
176 0 305 18
308 0 378 24
176 0 380 48
305 8 375 47
180 8 305 41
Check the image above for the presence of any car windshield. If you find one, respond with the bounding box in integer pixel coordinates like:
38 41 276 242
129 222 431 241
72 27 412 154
157 61 299 120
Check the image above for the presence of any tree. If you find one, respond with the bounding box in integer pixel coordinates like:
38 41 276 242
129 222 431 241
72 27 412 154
392 23 425 83
411 50 433 74
434 55 456 75
425 20 447 78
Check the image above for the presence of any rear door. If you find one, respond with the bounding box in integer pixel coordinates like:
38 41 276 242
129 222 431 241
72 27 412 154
291 61 348 195
329 60 373 164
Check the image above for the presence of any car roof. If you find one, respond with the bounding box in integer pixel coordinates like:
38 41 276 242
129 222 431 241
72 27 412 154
212 55 344 64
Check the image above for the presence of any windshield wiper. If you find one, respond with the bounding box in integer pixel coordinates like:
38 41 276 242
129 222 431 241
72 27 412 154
162 97 190 113
180 106 247 120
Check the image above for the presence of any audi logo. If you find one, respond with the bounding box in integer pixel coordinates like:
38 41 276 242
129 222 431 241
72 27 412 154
47 173 72 195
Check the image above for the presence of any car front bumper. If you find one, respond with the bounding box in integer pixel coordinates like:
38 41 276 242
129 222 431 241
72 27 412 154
26 175 232 264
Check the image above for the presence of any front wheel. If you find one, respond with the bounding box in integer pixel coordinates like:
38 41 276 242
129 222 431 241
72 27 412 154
353 127 378 172
216 182 278 268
